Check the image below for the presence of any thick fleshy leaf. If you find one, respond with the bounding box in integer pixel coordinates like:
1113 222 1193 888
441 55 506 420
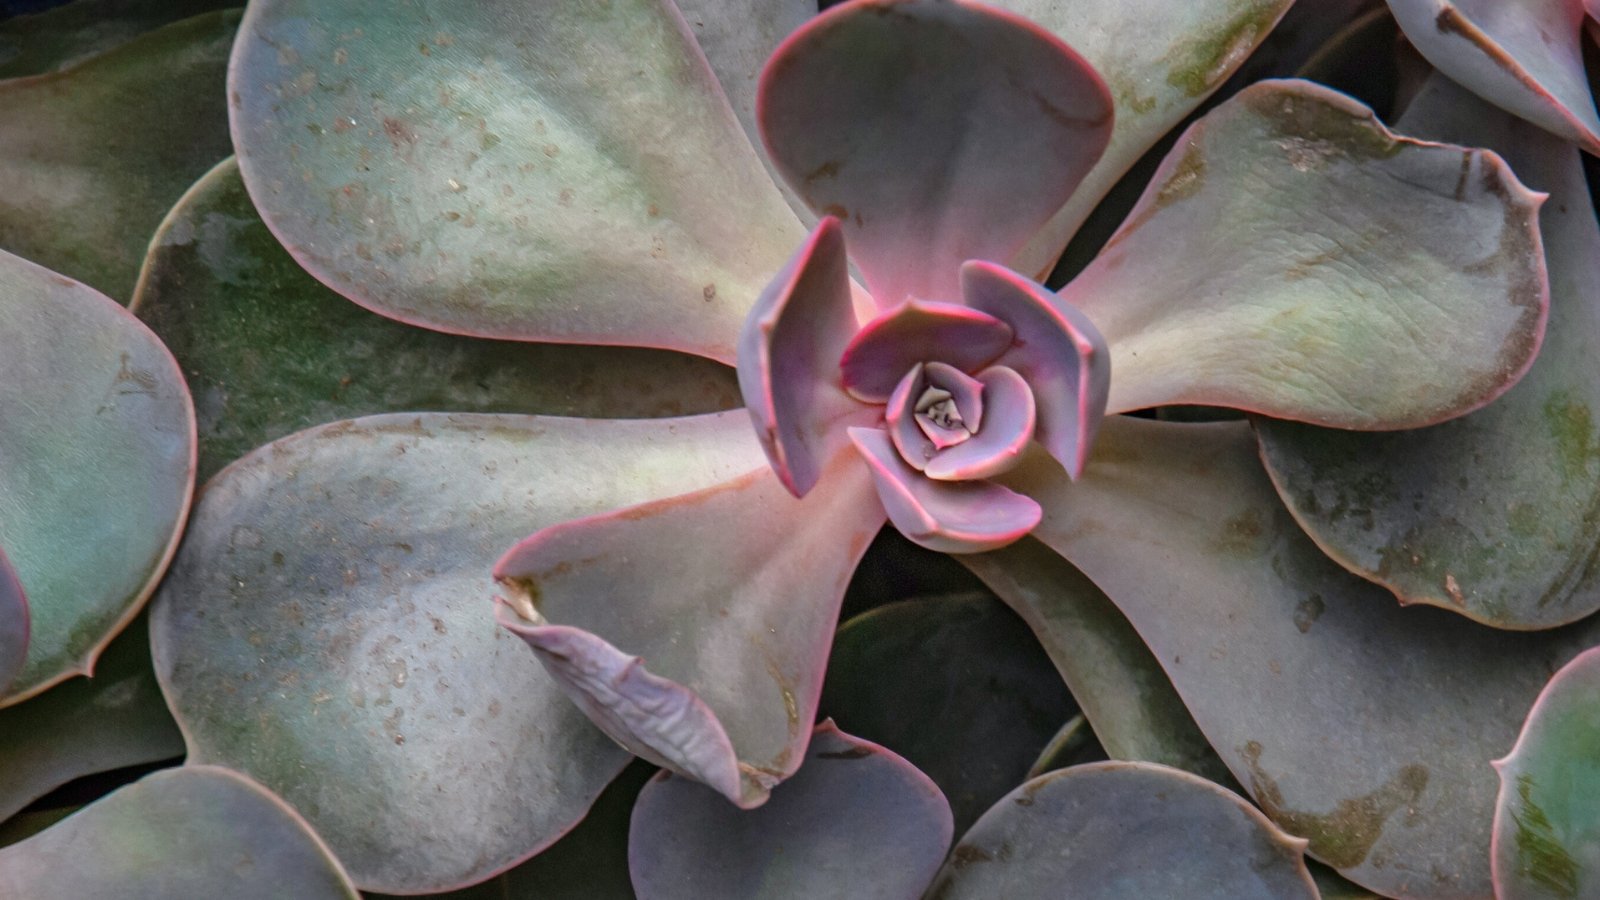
497 447 883 809
1005 416 1600 897
1062 78 1548 428
759 0 1112 307
0 10 235 301
962 261 1108 478
0 251 195 704
925 366 1035 481
628 722 952 900
0 613 182 823
960 538 1234 786
737 217 870 497
230 0 801 360
839 299 1013 403
851 427 1040 554
1000 0 1295 277
0 766 356 899
1388 0 1600 154
152 412 765 891
1492 646 1600 899
1258 75 1600 629
0 550 23 698
819 592 1075 833
137 157 740 482
926 762 1316 899
0 0 237 79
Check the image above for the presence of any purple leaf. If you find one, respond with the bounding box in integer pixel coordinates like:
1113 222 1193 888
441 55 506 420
758 0 1112 306
839 299 1013 403
628 721 952 899
737 217 874 497
962 261 1108 479
850 427 1040 554
924 366 1035 482
495 446 885 808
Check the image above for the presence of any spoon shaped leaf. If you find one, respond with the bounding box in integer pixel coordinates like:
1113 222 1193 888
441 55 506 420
0 250 195 704
0 765 356 899
229 0 801 359
151 411 764 892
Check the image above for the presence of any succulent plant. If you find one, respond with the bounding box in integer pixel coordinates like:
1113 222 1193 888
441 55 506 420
1 0 1599 898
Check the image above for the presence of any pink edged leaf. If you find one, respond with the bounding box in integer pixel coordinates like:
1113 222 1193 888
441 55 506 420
1002 416 1600 897
1062 78 1548 428
627 721 953 900
850 427 1040 554
0 550 25 699
151 412 766 892
925 366 1036 482
737 217 874 497
229 0 803 361
962 261 1107 479
0 766 357 899
758 0 1112 307
1258 74 1600 629
888 363 936 470
1492 646 1600 899
839 299 1013 403
0 250 196 706
494 447 886 809
926 762 1317 899
999 0 1295 277
1388 0 1600 154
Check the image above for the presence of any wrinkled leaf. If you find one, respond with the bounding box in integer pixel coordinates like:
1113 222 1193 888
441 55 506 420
628 722 952 900
999 0 1295 277
961 538 1233 785
1492 646 1600 899
1062 78 1547 428
0 0 237 80
0 613 182 822
1004 416 1600 897
819 591 1076 833
152 412 765 892
0 766 357 899
1258 74 1600 628
0 250 194 704
136 158 740 481
230 0 801 359
925 762 1316 899
1388 0 1600 154
0 10 236 300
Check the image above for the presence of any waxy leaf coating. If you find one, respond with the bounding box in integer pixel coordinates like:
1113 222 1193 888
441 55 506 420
925 762 1316 899
153 412 764 892
0 766 357 899
1492 646 1600 899
229 0 802 359
1063 78 1548 428
0 250 195 704
628 722 953 900
1259 74 1600 628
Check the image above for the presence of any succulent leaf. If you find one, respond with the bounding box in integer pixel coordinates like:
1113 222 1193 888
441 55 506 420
0 614 182 823
1387 0 1600 154
1002 416 1600 897
1258 74 1600 629
838 299 1014 404
627 721 953 900
758 0 1113 307
0 250 195 705
819 592 1077 833
0 766 357 899
151 412 765 891
1492 646 1600 899
1063 78 1548 428
0 550 24 699
924 761 1317 899
229 0 801 360
0 9 235 301
137 158 740 482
